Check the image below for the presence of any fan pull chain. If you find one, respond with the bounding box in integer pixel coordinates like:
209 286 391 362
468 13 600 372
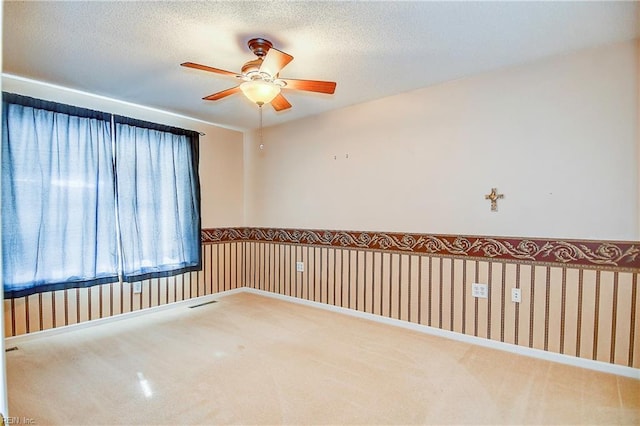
259 104 265 150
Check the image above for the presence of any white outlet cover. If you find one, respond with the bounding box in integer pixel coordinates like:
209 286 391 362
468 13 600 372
133 282 142 294
296 262 304 272
471 283 488 298
511 288 522 303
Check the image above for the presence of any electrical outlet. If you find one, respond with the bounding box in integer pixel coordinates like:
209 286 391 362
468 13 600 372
471 283 488 298
511 288 521 303
133 282 142 294
296 261 304 272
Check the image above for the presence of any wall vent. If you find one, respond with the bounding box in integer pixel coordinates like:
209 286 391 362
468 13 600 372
188 300 218 309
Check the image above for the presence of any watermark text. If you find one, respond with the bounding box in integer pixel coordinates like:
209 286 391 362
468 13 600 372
3 416 36 425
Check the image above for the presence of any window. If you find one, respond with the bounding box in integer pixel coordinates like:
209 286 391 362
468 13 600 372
114 116 202 282
2 93 201 298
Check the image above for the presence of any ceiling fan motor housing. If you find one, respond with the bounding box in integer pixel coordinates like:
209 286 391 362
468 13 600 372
247 38 273 58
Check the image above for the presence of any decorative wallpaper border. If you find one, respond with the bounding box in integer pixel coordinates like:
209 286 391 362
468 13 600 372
201 228 640 271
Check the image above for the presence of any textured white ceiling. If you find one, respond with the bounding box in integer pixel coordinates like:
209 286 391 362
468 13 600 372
3 1 639 131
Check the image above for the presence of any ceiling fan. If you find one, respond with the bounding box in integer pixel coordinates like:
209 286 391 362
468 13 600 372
181 38 337 111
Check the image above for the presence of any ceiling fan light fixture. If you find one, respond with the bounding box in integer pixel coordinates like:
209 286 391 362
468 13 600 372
182 37 336 111
240 80 281 105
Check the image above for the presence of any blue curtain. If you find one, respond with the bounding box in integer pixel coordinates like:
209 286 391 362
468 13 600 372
2 94 119 298
2 94 201 298
114 116 201 281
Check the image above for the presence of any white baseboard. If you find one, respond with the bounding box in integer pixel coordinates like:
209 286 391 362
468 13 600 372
6 286 639 380
242 288 640 380
5 288 244 345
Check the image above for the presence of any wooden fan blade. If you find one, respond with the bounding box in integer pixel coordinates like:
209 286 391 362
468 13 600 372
259 48 294 77
271 93 292 111
181 62 238 77
281 78 336 94
203 86 241 101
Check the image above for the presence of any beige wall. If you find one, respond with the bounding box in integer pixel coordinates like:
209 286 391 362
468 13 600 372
245 40 639 241
1 75 245 228
637 39 640 239
198 126 244 228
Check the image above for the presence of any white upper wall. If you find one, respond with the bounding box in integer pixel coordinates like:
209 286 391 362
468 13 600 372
245 40 639 240
3 39 638 240
2 75 245 229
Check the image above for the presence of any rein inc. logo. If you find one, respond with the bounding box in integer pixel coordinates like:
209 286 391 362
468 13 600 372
2 415 36 425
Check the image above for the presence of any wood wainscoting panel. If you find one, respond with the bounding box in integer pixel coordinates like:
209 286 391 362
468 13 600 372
476 260 490 339
440 257 453 332
516 264 532 347
4 241 242 337
614 272 633 366
502 263 518 346
547 266 564 354
563 268 581 358
580 270 598 361
488 261 503 343
596 271 616 363
463 259 476 336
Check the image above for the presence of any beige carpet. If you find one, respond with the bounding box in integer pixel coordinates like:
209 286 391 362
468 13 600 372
5 291 640 425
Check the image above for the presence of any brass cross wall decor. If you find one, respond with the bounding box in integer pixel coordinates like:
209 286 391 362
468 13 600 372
485 188 504 212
